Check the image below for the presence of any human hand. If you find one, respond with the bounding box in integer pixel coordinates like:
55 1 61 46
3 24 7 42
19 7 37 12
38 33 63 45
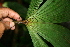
0 7 22 38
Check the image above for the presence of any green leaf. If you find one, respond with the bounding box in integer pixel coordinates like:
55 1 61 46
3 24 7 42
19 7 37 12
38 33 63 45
3 2 27 19
26 0 70 47
27 0 70 23
27 22 70 47
27 25 49 47
26 0 43 19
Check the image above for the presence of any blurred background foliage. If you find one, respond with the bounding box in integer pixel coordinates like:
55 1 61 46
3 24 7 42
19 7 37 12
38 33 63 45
0 0 35 47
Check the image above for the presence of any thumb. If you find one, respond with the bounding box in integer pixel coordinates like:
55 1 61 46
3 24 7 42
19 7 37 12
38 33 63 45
0 22 5 38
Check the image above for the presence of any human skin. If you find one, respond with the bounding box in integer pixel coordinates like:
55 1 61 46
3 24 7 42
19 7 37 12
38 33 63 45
0 7 22 38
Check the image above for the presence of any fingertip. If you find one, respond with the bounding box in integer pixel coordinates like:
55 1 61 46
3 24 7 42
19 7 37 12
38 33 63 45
17 17 22 21
13 13 19 19
10 22 15 28
11 26 15 30
10 22 15 30
2 18 13 21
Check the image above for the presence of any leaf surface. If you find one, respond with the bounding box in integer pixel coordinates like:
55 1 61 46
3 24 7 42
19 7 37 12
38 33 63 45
28 0 70 23
26 0 43 18
27 22 70 47
27 25 49 47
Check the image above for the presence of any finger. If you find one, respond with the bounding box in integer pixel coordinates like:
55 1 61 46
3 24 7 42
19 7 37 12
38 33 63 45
0 8 22 21
0 22 5 38
0 33 3 38
10 22 15 30
0 14 2 18
2 18 15 30
2 18 13 21
8 9 22 21
0 8 8 18
11 26 15 30
8 10 22 21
